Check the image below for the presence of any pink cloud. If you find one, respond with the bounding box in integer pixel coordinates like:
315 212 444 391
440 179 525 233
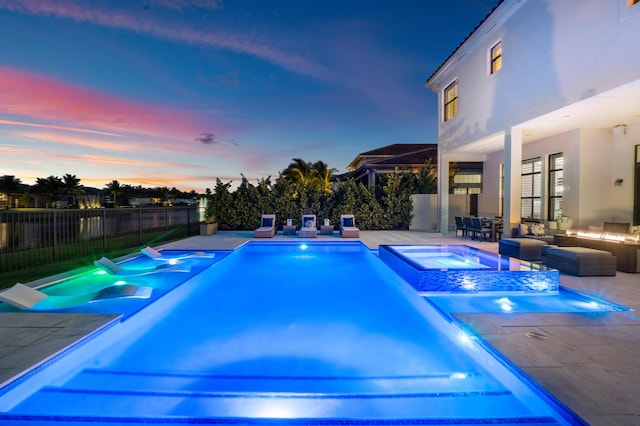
0 66 227 139
0 0 331 80
149 0 223 11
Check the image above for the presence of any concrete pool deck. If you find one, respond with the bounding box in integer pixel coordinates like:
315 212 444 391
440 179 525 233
1 230 638 424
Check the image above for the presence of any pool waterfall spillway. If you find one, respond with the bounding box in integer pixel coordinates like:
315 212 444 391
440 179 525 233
0 242 582 424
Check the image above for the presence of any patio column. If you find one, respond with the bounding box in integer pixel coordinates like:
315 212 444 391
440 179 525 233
503 132 522 237
438 152 450 233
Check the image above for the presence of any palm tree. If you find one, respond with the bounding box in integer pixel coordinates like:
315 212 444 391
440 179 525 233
0 175 21 209
283 158 314 186
31 176 63 208
61 174 84 208
311 161 338 193
104 180 122 207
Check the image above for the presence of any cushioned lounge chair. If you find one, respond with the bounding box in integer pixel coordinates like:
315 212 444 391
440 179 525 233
94 257 190 276
141 246 213 261
300 214 317 238
254 214 276 238
340 214 360 238
0 283 152 311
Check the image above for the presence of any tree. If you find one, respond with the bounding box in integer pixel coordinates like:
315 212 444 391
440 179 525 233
32 176 63 208
0 175 21 209
104 180 122 207
415 160 438 194
61 174 84 208
311 160 338 193
381 169 414 229
205 179 234 228
283 158 314 187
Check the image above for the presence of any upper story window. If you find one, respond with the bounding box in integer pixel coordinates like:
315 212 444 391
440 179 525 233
490 41 502 74
628 0 639 7
444 80 458 121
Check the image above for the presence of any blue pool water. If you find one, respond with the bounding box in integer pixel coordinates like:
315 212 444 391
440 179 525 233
0 250 226 318
0 242 586 424
380 244 559 293
424 288 630 317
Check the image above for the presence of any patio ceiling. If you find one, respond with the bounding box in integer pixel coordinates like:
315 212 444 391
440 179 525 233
450 78 640 156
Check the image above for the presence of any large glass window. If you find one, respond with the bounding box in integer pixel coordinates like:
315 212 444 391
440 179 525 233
634 145 640 225
444 80 458 121
490 41 502 74
521 157 541 220
499 163 504 217
629 0 639 7
548 153 563 220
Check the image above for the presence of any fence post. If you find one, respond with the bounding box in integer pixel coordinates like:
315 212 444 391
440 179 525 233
187 207 191 236
139 208 143 245
53 210 59 261
102 208 107 253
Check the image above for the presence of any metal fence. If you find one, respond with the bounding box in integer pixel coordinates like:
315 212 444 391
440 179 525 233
0 207 201 274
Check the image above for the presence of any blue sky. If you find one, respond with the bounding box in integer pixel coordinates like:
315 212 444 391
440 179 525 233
0 0 497 192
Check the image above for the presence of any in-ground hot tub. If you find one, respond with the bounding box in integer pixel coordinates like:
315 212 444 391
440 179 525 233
379 245 559 293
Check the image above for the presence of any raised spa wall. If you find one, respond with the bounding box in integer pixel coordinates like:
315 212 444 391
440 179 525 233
379 245 559 293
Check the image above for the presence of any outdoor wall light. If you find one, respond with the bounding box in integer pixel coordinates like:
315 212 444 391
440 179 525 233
614 178 623 186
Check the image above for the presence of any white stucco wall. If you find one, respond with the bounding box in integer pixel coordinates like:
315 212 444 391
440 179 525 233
431 0 640 150
428 0 640 229
410 194 439 232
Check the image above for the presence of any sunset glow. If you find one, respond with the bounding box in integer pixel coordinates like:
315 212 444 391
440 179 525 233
0 0 496 192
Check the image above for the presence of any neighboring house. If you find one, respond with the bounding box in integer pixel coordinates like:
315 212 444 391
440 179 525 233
337 143 483 192
425 0 640 233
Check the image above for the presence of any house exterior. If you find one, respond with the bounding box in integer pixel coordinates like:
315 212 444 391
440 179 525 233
337 144 438 187
425 0 640 234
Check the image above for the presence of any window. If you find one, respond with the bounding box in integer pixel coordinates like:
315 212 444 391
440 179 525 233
444 80 458 121
629 0 639 7
548 153 563 220
634 145 640 225
490 41 502 74
521 157 541 220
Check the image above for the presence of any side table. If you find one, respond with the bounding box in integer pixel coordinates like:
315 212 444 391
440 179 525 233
282 225 296 235
319 225 334 235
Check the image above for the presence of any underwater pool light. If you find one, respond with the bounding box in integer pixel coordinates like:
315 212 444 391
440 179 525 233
300 244 308 250
497 297 515 312
114 280 127 286
450 372 468 380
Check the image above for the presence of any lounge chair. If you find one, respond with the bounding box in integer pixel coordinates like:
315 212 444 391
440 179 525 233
140 246 213 261
300 214 317 238
0 283 152 311
254 214 276 238
94 257 190 276
340 214 360 238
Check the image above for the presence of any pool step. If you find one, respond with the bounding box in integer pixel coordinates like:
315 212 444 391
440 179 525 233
60 368 508 395
4 368 565 423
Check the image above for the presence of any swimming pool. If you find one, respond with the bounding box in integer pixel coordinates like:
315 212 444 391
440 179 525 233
0 241 582 424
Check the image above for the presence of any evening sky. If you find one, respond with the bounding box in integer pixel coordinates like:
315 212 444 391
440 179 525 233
1 0 498 192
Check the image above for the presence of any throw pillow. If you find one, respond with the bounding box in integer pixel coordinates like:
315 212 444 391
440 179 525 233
531 223 546 236
519 223 532 236
343 217 354 227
